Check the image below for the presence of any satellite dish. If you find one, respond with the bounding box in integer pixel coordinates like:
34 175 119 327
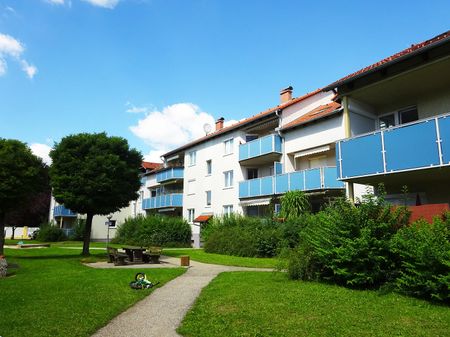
203 123 212 135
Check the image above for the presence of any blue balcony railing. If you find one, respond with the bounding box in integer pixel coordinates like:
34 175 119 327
239 134 282 161
336 113 450 180
142 193 183 210
53 205 77 218
239 167 344 198
156 167 184 183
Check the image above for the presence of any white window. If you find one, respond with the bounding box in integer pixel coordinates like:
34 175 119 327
206 190 211 206
206 160 212 175
224 170 234 188
188 151 196 166
223 205 233 215
187 179 196 195
224 138 234 155
188 209 195 223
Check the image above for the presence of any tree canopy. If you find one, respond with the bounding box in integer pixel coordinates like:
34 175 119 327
49 132 143 255
0 138 47 255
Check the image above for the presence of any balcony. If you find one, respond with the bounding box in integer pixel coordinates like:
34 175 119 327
239 134 282 165
142 193 183 210
336 114 450 181
156 167 184 183
238 167 344 198
53 205 77 218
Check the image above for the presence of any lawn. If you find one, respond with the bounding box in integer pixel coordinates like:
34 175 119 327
0 246 185 337
162 248 277 268
178 272 450 337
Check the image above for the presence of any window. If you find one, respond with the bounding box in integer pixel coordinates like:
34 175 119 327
188 209 195 223
224 170 234 188
206 160 212 175
247 168 258 180
139 191 144 200
379 113 395 130
399 107 418 124
223 205 233 215
274 204 281 215
224 138 234 155
187 179 196 195
188 151 196 166
206 190 211 206
150 190 156 197
245 134 258 142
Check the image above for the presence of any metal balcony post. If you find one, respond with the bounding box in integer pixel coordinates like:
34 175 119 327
435 117 444 166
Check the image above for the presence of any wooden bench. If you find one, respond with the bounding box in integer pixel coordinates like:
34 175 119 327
143 246 162 264
107 247 128 266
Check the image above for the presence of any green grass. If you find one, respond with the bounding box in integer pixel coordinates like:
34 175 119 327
0 246 185 337
162 248 277 268
178 272 450 337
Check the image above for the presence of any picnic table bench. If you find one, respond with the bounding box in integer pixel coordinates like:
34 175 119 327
143 246 162 264
107 247 128 266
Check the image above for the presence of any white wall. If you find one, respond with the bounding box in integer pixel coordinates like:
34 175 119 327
281 91 334 126
182 130 245 227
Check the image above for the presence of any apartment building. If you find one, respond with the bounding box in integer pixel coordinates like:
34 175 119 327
327 30 450 206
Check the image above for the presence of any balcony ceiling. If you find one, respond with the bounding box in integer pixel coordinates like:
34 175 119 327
349 57 450 110
239 153 282 166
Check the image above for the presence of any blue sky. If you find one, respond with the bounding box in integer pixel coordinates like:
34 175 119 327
1 0 449 163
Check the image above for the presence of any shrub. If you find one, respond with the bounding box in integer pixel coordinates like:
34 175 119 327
391 214 450 303
69 218 86 241
290 194 410 288
36 224 67 242
204 214 281 257
113 215 191 247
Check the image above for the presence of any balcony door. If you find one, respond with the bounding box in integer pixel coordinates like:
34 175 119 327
308 155 327 169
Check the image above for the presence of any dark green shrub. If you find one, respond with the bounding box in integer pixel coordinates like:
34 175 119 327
113 215 191 247
204 214 281 257
69 218 86 241
391 214 450 303
36 224 67 242
291 194 410 288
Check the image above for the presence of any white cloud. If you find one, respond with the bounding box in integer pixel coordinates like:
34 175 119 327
81 0 119 9
30 143 52 165
0 33 37 78
46 0 65 4
125 101 150 114
130 103 216 159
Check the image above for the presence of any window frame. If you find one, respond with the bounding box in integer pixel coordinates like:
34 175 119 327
224 138 234 155
224 170 234 188
206 190 212 207
188 150 197 166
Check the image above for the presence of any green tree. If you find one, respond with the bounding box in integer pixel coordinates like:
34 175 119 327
49 133 142 256
0 139 47 255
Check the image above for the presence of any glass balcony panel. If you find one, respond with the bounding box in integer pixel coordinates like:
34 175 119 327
439 116 450 164
275 174 289 194
239 181 249 198
156 167 184 183
249 179 260 196
324 167 345 188
384 121 440 171
305 168 321 190
289 171 304 190
239 134 282 161
261 176 273 195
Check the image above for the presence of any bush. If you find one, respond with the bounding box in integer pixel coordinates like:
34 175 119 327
204 214 281 257
391 214 450 303
113 215 192 247
279 190 310 219
290 194 410 288
69 218 86 241
36 224 67 242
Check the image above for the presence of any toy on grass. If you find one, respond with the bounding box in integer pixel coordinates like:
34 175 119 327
129 272 160 290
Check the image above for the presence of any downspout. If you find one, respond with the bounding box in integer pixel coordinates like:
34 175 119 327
342 96 355 202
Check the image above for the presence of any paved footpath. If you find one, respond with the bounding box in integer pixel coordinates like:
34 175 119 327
91 257 272 337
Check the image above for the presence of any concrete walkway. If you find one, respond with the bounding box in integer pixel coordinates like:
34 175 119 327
91 258 272 337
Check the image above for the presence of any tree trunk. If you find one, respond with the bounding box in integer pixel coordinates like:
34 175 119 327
82 213 94 256
0 212 5 256
11 226 16 240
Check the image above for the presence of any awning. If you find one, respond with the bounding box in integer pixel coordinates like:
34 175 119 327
194 214 213 223
294 145 330 158
239 198 271 206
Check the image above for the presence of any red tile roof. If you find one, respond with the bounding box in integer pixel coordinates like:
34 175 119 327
194 214 213 223
163 88 322 157
281 102 342 131
141 162 162 170
325 30 450 90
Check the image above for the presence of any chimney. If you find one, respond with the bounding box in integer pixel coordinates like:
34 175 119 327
280 86 293 104
215 117 224 131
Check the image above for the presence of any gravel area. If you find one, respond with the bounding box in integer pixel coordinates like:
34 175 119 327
91 259 272 337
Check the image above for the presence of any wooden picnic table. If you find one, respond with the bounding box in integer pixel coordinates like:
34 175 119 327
122 246 146 262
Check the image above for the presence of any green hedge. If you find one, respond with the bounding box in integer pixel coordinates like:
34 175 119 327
36 224 67 242
113 215 192 247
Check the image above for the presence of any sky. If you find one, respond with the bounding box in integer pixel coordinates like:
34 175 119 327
0 0 449 164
